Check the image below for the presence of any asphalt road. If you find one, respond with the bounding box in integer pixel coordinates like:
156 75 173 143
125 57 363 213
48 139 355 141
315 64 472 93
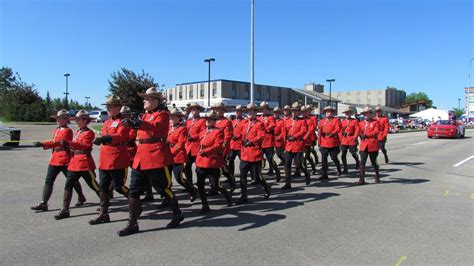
0 125 473 265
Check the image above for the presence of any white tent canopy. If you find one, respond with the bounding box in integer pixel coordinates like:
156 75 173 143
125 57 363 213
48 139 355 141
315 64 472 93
409 108 448 121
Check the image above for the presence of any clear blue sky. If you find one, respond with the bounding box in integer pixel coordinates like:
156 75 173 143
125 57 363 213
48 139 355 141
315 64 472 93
1 0 472 109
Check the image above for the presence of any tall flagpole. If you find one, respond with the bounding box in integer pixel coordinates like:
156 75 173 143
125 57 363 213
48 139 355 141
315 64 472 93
250 0 255 104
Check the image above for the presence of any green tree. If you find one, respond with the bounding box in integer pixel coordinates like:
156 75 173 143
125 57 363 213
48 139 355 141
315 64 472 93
0 67 47 121
405 92 433 107
452 107 465 117
108 68 159 113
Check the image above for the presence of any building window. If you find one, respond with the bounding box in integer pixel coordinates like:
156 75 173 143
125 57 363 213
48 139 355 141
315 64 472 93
169 94 173 101
244 87 249 100
200 84 204 98
189 90 193 99
179 90 183 100
212 82 217 97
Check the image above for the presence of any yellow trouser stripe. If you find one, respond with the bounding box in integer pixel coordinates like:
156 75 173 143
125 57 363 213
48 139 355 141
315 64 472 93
89 170 100 193
164 166 174 198
121 168 129 193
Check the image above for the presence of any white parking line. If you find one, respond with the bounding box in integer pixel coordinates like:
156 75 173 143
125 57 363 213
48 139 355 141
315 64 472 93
411 141 427 146
454 155 474 167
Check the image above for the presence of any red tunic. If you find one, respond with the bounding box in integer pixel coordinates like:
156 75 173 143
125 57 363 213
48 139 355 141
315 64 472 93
375 116 389 141
67 128 96 172
230 117 246 151
260 115 275 149
304 117 316 147
216 117 233 155
196 127 225 168
284 117 307 153
168 124 187 164
274 118 286 148
132 110 174 170
185 118 206 157
359 119 380 152
240 119 265 162
340 118 360 146
318 117 342 148
42 126 73 166
309 115 318 142
127 129 137 164
99 117 130 170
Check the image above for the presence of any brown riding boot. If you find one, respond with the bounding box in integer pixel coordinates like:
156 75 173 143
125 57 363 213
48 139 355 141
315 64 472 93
55 191 72 220
357 165 366 185
374 164 381 183
118 198 141 236
89 191 111 225
31 185 53 211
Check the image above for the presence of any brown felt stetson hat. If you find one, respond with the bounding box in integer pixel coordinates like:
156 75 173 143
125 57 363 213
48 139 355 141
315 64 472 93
259 101 270 110
361 106 374 114
50 109 69 119
138 87 165 100
342 106 354 114
283 105 291 110
235 105 244 111
273 107 281 113
375 105 383 112
203 110 219 120
75 109 91 119
290 101 302 111
245 103 260 111
101 95 124 106
169 108 184 117
120 106 132 115
210 102 228 111
185 102 204 112
323 106 336 112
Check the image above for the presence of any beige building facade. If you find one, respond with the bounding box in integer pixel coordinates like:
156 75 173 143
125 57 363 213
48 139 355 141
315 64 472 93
333 87 406 108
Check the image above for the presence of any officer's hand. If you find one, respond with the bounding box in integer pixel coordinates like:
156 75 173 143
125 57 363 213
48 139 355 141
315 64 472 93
187 136 195 141
121 118 132 127
93 137 103 146
231 136 239 141
360 134 366 140
199 151 207 156
59 140 69 148
287 136 295 141
122 118 142 128
328 133 335 137
33 141 43 148
101 135 113 145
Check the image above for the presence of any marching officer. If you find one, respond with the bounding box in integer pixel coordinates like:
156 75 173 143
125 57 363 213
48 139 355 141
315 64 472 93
340 107 361 173
121 106 154 201
168 108 197 201
282 105 292 121
306 105 320 166
118 87 184 236
211 102 236 192
237 103 271 204
273 107 286 170
184 103 206 186
31 109 86 211
375 105 390 164
258 101 281 181
318 105 342 179
89 96 130 225
281 102 311 190
357 106 381 185
229 105 246 179
301 105 317 175
54 110 101 220
195 110 233 213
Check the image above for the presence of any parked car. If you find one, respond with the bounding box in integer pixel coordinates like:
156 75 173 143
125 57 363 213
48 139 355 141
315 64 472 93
427 120 464 139
89 110 108 123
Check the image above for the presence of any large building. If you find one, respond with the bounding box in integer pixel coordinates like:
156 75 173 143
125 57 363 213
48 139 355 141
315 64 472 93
165 79 339 114
465 87 474 120
333 87 406 108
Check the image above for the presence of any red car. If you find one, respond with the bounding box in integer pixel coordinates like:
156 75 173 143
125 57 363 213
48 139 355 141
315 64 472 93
427 120 460 138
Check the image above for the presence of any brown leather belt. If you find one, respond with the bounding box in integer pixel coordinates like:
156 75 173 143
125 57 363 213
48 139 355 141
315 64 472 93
72 150 92 156
138 137 166 144
105 142 127 147
53 147 67 152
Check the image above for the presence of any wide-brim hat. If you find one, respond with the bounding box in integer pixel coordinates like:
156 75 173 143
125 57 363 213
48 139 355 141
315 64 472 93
323 106 336 112
186 102 204 112
283 105 291 110
120 106 132 115
102 95 124 106
235 105 244 111
75 109 91 119
50 109 69 119
203 110 219 120
259 101 270 110
375 105 383 112
245 103 260 111
138 87 165 100
169 108 184 117
273 107 281 113
342 106 354 114
210 102 228 111
305 104 314 110
361 106 374 114
290 101 302 111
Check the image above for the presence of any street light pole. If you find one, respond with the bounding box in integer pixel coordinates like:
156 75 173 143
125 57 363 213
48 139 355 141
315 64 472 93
468 58 474 118
64 73 70 109
250 0 255 104
85 96 90 107
204 58 215 107
326 79 335 108
458 98 461 109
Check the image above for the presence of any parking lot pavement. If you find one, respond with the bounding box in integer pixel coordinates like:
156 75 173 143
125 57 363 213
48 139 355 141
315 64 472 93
0 126 472 265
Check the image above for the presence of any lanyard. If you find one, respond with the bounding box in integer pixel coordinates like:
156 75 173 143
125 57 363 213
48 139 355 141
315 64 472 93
245 120 255 140
74 129 83 141
199 128 212 152
52 127 61 140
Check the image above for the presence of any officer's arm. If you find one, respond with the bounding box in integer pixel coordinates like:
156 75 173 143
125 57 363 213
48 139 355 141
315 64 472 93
266 118 276 133
383 119 389 138
293 122 307 139
174 128 187 155
107 123 130 145
138 112 168 132
331 120 342 136
247 123 265 144
353 122 360 141
69 131 94 150
304 121 314 141
370 122 380 138
201 130 224 155
43 129 73 150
